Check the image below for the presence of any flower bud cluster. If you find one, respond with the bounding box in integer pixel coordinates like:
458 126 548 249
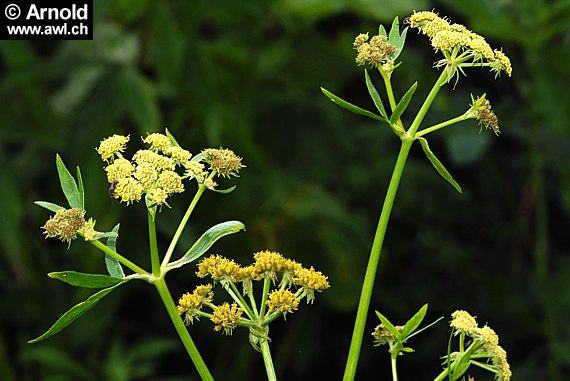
42 208 86 243
353 33 396 67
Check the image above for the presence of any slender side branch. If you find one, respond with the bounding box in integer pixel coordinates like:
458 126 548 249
162 184 207 267
148 212 161 277
415 113 471 138
90 239 149 275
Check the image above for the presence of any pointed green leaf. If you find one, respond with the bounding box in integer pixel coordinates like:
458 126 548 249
55 154 81 209
378 23 387 38
388 17 400 45
166 221 246 271
364 69 388 121
393 26 408 61
208 185 237 194
321 87 385 122
390 81 417 124
76 167 84 210
28 284 123 343
105 224 125 278
48 271 126 288
418 138 463 193
401 304 428 338
191 151 207 163
35 201 65 213
165 128 180 147
375 311 402 340
450 362 470 381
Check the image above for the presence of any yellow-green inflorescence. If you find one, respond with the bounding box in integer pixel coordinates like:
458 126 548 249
449 310 512 381
96 132 244 208
178 250 329 344
42 208 99 245
407 10 512 79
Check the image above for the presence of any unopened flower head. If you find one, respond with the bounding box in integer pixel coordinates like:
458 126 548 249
203 178 218 190
105 158 135 183
354 33 396 67
196 254 242 282
143 133 172 151
450 310 478 335
266 289 300 315
42 208 86 243
203 148 244 178
211 302 243 335
476 98 500 135
97 134 129 161
372 324 402 346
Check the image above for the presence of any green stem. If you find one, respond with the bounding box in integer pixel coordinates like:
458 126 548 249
408 70 449 137
161 184 207 267
90 240 148 275
154 278 214 381
415 113 471 138
342 139 413 381
148 212 160 277
391 357 399 381
379 67 406 131
259 276 272 318
260 338 278 381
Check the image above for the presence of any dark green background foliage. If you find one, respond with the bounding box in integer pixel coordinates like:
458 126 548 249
1 0 570 379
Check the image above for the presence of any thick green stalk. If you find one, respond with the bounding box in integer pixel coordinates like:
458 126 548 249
148 212 161 277
90 240 148 275
343 139 413 380
161 184 207 267
260 338 277 381
408 70 449 137
154 278 214 381
391 357 399 381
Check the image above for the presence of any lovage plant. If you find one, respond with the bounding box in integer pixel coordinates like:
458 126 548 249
31 130 329 380
321 10 512 381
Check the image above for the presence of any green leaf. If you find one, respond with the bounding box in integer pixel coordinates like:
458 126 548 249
105 224 125 278
388 17 400 45
393 26 408 61
418 138 463 193
320 87 385 122
450 362 470 381
166 221 246 271
375 311 402 340
165 128 181 147
48 271 127 288
378 23 388 38
390 81 417 124
55 154 81 209
34 201 65 213
76 167 84 210
364 69 388 121
208 185 236 194
28 284 123 343
401 303 428 339
191 151 207 163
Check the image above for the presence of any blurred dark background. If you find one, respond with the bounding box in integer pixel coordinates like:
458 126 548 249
2 0 570 379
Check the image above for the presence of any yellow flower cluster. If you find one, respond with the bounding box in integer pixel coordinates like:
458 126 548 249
42 208 86 243
353 33 396 67
211 302 243 335
408 10 512 77
450 310 511 381
266 290 300 315
177 284 214 325
97 133 191 207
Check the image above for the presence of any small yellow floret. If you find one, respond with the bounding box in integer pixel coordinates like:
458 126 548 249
450 310 478 334
96 134 129 161
105 158 134 182
143 133 172 151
